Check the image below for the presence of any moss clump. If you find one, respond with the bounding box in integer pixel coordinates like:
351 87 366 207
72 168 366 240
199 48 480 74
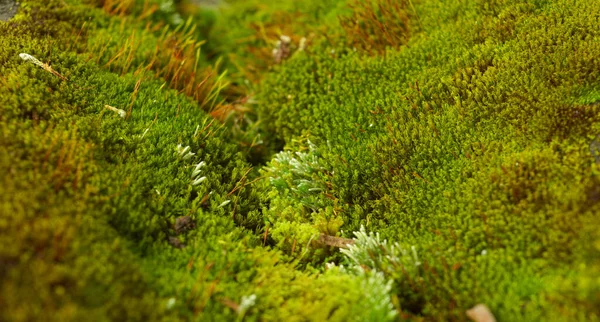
252 0 600 319
0 0 387 321
2 0 600 321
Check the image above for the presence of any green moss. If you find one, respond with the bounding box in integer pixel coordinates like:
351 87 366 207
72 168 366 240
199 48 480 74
253 0 600 319
2 0 600 320
0 0 378 320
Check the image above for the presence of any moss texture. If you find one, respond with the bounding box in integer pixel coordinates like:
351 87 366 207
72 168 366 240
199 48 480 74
1 0 599 321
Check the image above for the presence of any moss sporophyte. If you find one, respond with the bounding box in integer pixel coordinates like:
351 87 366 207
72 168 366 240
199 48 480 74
2 0 600 321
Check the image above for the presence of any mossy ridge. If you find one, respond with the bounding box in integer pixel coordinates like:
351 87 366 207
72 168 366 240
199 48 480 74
253 0 600 319
1 0 390 321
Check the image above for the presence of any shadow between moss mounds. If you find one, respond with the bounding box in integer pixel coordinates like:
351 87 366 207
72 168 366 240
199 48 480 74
0 0 18 21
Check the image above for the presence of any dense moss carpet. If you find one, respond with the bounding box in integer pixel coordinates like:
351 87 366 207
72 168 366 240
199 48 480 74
1 0 599 321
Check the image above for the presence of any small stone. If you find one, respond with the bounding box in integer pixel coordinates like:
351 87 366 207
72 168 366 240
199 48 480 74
466 304 496 322
0 0 18 22
175 216 196 234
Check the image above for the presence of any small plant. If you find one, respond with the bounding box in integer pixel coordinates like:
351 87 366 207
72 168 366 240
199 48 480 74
334 226 424 318
260 139 346 256
264 140 328 211
325 226 402 321
339 226 421 282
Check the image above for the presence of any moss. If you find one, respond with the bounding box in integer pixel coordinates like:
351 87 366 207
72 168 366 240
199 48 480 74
253 0 600 319
0 0 379 320
2 0 600 320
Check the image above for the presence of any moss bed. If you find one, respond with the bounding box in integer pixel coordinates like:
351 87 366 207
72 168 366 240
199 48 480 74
1 0 599 321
